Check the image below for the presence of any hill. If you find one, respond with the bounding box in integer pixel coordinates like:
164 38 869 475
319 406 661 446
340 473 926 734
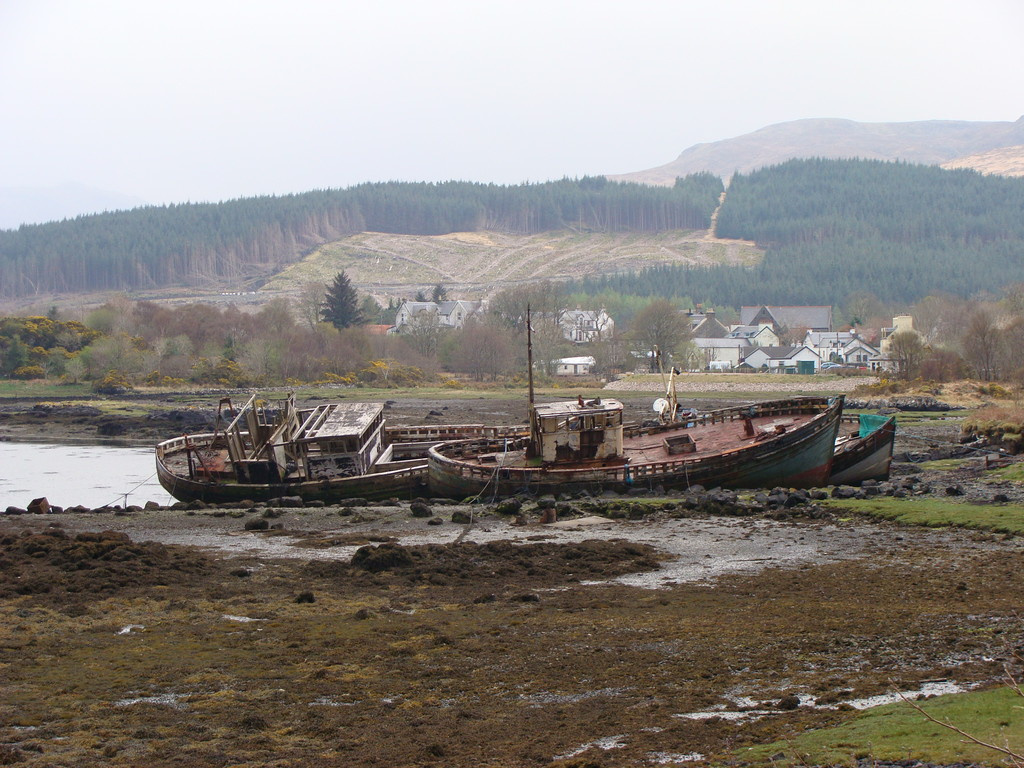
263 229 760 302
942 144 1024 177
575 158 1024 307
0 177 723 303
0 183 147 230
611 116 1024 185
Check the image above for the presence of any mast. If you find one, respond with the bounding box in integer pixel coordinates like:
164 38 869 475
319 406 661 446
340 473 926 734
526 303 537 457
526 303 535 409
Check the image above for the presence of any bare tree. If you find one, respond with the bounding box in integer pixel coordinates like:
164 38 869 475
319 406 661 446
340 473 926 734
297 281 327 330
402 306 443 358
888 330 927 380
449 319 515 380
961 307 1003 381
912 293 967 346
629 299 691 367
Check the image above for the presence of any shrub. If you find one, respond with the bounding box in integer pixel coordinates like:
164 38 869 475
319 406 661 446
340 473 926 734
93 370 134 394
11 365 46 380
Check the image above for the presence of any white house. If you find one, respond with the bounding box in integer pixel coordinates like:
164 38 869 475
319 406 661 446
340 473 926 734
394 299 482 332
693 338 747 370
741 345 822 372
559 309 614 343
726 324 780 347
555 356 596 375
804 331 882 369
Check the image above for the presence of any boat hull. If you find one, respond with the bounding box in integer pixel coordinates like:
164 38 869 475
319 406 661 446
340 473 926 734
156 433 427 504
428 397 844 499
828 415 896 485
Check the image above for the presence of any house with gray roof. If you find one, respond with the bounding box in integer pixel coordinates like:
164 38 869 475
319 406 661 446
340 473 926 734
740 306 833 335
741 345 822 373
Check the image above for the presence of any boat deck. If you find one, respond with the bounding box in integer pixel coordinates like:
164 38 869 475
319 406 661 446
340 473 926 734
620 414 813 463
452 411 820 469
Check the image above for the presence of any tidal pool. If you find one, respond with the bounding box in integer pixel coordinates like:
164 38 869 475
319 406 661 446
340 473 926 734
0 441 171 509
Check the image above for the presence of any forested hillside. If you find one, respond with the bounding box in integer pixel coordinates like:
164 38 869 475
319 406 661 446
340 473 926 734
0 175 722 299
574 159 1024 306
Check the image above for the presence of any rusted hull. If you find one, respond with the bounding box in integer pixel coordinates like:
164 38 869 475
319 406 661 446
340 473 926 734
829 416 896 485
156 433 427 503
428 397 844 499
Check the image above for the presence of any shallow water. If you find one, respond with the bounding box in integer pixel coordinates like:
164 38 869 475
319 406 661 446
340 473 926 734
0 441 171 509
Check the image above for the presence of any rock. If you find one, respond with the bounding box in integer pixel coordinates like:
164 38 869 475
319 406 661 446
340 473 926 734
427 517 443 525
244 518 269 531
27 497 50 514
144 500 162 510
410 501 433 518
993 493 1010 503
268 496 304 508
945 484 965 496
776 694 801 710
352 543 412 572
832 485 859 499
494 498 522 516
4 506 27 515
451 510 472 524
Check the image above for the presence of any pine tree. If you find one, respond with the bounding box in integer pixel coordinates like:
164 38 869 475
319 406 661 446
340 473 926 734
321 271 363 329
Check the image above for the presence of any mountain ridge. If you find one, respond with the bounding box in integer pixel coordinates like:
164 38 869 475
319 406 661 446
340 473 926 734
611 116 1024 185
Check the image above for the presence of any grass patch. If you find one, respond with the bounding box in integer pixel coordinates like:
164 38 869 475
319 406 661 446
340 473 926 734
913 458 975 472
0 380 91 398
991 463 1024 483
741 686 1024 766
823 497 1024 534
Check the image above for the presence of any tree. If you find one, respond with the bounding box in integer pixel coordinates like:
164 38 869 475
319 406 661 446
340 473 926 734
961 307 1003 381
321 271 363 329
448 319 514 380
431 283 448 303
297 281 327 330
629 299 691 367
888 330 926 380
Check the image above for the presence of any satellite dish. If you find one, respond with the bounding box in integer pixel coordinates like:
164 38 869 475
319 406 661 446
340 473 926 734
652 398 669 415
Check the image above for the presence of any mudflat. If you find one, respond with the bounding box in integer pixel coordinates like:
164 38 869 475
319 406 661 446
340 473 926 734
1 496 1022 766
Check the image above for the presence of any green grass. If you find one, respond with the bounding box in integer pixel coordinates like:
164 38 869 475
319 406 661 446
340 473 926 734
823 497 1024 534
0 380 92 398
990 462 1024 483
741 686 1024 766
913 458 975 471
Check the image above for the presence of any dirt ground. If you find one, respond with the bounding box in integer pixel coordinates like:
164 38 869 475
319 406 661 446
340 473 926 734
1 389 1020 766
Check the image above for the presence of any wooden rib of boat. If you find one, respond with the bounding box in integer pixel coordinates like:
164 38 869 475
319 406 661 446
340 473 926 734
828 413 897 485
427 395 845 499
155 394 526 504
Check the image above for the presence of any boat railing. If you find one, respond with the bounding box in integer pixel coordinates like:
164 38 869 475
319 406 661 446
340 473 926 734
430 397 840 485
623 397 832 438
431 437 753 484
387 424 528 442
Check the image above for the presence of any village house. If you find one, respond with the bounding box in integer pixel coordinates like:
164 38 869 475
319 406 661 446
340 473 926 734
686 309 729 338
692 337 747 370
740 305 833 336
804 330 883 369
726 324 780 347
393 299 482 332
741 345 822 373
559 308 614 343
554 355 596 376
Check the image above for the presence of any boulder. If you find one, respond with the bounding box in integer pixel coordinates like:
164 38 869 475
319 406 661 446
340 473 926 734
27 497 50 515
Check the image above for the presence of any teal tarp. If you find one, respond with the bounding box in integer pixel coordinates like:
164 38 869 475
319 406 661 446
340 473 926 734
858 413 893 438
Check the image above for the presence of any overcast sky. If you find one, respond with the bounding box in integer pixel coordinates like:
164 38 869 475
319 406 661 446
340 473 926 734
2 0 1022 209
